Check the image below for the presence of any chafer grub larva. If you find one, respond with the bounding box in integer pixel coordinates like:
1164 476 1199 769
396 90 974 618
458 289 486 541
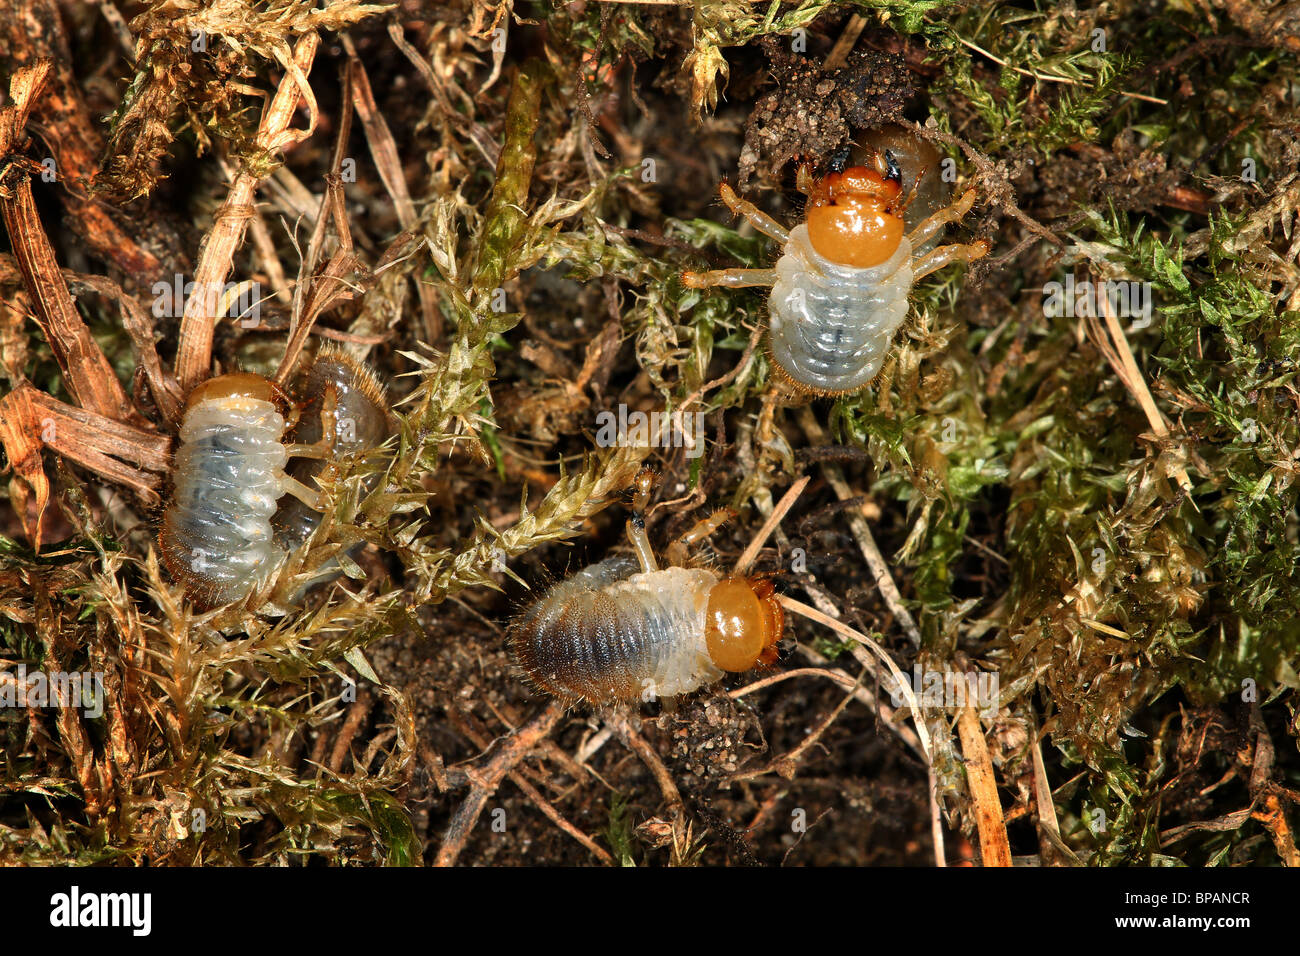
158 373 308 608
160 349 389 610
683 136 990 396
509 470 784 705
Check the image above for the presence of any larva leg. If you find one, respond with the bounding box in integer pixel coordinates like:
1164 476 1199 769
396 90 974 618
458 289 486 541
627 467 658 573
681 268 778 290
282 388 340 461
281 390 341 514
907 188 977 250
281 474 325 512
665 507 736 567
911 239 992 281
282 442 330 460
718 182 791 244
757 388 779 448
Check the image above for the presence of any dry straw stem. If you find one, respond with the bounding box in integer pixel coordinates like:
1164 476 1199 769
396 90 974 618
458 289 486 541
1086 269 1194 494
822 13 867 71
1029 717 1078 866
955 702 1012 867
777 595 933 764
340 33 439 341
954 35 1168 104
796 406 923 646
781 649 928 759
0 62 134 423
175 31 320 391
434 699 565 867
273 174 377 387
732 475 809 576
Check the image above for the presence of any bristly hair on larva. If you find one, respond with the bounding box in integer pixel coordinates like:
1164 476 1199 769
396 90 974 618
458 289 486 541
508 469 784 706
683 127 991 397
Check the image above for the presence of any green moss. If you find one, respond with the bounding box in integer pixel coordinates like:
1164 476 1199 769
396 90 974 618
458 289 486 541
2 0 1297 867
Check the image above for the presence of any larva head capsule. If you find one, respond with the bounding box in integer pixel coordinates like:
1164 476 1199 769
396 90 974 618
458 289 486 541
182 371 291 416
704 576 783 672
803 160 905 269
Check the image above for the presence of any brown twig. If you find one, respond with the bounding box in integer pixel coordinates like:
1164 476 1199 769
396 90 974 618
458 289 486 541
0 63 136 425
327 689 374 774
956 703 1012 867
727 681 859 783
0 0 164 277
679 320 765 416
434 699 565 866
796 406 923 646
901 118 1064 253
608 715 684 825
175 32 320 391
452 706 612 865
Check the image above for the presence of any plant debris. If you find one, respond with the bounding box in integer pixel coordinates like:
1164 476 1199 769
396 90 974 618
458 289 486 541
0 0 1296 868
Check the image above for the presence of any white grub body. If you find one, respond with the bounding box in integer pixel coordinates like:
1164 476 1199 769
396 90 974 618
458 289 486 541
768 224 913 394
510 557 724 703
161 392 289 606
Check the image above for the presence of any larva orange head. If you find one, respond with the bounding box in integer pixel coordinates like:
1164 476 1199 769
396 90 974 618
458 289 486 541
705 576 784 672
804 164 905 269
183 372 290 415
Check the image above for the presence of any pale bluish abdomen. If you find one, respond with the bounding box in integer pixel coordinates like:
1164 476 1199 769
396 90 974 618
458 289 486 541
768 224 913 394
162 398 288 604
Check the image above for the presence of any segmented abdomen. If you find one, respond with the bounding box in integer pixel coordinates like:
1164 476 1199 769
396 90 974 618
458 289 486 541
160 396 288 606
768 224 913 394
510 557 722 703
273 349 391 551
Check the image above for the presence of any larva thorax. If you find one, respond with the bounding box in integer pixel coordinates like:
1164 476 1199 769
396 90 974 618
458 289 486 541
683 131 988 396
769 223 913 395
